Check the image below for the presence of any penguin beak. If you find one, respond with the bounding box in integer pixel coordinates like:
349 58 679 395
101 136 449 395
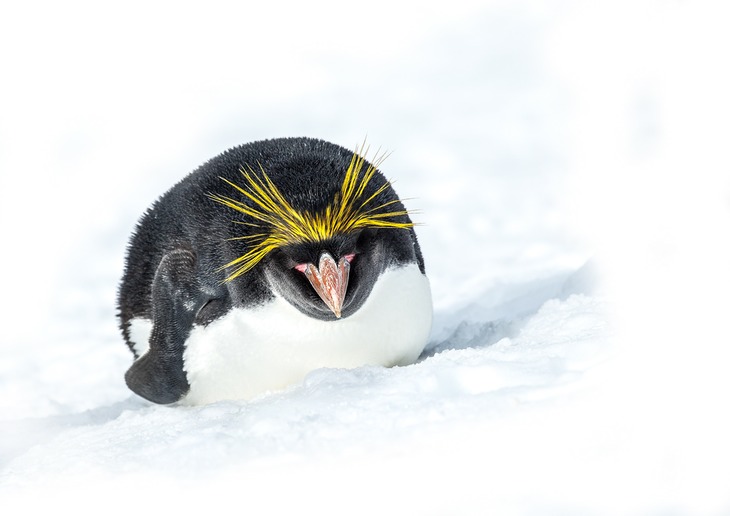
303 252 350 318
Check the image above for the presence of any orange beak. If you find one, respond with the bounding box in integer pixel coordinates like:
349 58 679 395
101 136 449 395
303 252 350 318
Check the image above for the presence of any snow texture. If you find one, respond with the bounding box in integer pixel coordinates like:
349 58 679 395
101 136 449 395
1 1 729 514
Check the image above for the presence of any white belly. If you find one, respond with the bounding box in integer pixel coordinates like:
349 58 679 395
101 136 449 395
130 264 432 405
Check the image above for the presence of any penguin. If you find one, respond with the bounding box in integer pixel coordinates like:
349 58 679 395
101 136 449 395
117 137 432 405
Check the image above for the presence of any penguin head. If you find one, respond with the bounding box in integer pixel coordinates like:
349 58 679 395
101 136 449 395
209 142 419 321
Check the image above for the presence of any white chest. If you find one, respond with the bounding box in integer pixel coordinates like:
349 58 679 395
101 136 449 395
128 264 432 405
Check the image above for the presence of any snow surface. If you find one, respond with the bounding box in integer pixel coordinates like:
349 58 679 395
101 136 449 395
1 1 730 514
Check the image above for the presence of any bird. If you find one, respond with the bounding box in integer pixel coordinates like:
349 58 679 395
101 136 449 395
117 137 432 405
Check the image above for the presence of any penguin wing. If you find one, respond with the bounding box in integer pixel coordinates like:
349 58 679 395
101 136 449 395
124 248 203 404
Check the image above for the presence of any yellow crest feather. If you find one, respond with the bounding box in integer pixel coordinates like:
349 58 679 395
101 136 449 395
208 144 414 282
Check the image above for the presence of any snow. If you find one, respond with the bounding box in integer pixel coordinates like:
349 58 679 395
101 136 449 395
1 1 730 514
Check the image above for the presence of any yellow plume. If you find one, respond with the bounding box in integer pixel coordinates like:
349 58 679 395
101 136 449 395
208 144 414 282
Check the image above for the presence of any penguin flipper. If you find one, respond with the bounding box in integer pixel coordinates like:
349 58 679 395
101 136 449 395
125 248 204 404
